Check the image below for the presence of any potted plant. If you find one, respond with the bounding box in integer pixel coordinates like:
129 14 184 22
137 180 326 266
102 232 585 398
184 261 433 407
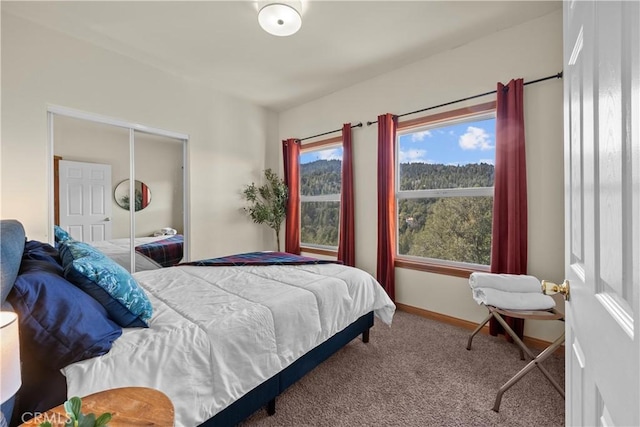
39 396 111 427
242 168 288 251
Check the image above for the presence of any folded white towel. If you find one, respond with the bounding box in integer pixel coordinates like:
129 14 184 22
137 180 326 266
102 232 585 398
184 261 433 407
469 272 542 293
472 287 556 310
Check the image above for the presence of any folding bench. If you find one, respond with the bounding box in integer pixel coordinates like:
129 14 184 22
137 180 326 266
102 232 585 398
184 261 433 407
466 290 565 411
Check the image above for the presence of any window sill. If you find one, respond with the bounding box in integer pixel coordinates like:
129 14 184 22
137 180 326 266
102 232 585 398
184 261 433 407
300 246 338 257
394 258 490 278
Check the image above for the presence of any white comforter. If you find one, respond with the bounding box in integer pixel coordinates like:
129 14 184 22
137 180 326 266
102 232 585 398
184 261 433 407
63 263 395 426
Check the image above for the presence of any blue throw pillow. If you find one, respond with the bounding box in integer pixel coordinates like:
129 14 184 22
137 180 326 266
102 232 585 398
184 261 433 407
64 253 153 328
58 240 101 267
7 264 122 370
58 239 153 327
54 225 71 243
22 240 62 271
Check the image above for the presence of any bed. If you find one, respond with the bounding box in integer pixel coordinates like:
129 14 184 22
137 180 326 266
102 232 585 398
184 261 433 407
2 220 395 427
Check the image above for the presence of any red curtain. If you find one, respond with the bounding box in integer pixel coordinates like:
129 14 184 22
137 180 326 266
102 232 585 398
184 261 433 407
490 78 528 339
376 114 397 301
282 138 301 255
141 183 149 208
337 123 355 266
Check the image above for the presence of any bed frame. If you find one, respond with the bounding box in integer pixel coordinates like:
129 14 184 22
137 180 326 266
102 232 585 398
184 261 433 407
0 220 374 427
205 311 373 426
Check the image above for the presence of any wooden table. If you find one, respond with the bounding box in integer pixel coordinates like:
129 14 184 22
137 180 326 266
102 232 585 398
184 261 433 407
19 387 174 427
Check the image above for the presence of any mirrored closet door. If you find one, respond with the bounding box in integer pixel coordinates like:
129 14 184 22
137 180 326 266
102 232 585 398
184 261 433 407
49 107 188 272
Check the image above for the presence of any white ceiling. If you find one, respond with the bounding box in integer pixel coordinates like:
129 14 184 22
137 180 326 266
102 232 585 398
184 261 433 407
2 1 561 112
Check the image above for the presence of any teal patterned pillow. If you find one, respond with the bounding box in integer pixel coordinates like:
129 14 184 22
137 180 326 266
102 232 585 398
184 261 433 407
54 225 71 243
62 243 152 328
59 240 101 266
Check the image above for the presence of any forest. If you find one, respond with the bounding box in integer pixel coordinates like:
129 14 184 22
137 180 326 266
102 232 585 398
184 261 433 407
300 159 494 265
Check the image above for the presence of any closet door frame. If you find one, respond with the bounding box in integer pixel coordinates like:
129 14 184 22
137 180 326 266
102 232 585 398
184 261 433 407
47 104 190 268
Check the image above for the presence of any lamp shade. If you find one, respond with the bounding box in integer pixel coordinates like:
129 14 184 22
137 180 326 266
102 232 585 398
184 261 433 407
258 2 302 37
0 312 21 403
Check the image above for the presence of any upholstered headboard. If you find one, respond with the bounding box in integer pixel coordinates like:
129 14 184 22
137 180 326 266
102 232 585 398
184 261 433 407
0 219 25 309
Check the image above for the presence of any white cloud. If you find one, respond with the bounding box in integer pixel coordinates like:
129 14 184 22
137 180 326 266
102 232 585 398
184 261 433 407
316 148 342 160
459 126 493 151
399 149 428 163
410 130 432 142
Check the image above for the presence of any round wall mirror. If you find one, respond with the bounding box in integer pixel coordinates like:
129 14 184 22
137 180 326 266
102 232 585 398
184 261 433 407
114 179 152 211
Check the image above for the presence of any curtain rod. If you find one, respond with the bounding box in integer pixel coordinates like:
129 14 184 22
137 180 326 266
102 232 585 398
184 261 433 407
298 122 363 142
366 71 563 126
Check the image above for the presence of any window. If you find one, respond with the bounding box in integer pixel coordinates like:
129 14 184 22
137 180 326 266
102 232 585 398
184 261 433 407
396 102 496 271
300 137 343 250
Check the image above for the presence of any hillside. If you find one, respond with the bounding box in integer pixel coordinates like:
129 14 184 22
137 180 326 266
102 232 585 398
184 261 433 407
301 160 494 264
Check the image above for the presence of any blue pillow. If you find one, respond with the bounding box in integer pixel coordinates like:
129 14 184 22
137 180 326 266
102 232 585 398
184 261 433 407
1 220 25 307
7 263 122 370
58 240 100 267
53 225 71 243
63 250 153 328
22 240 62 271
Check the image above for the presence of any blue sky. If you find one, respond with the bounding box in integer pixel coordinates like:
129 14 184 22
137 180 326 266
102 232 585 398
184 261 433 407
300 117 495 166
300 146 343 164
398 117 496 165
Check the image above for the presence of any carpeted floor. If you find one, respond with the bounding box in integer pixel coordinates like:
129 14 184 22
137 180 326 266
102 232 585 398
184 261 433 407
241 310 565 426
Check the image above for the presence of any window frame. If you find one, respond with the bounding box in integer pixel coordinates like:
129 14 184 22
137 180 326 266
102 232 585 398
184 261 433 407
299 135 343 255
394 101 497 277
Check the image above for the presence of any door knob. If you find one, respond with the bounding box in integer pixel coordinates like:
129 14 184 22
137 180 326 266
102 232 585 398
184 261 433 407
541 279 570 301
104 217 111 222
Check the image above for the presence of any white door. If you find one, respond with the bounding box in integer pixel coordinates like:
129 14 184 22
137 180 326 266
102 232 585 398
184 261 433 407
59 160 112 242
564 1 639 426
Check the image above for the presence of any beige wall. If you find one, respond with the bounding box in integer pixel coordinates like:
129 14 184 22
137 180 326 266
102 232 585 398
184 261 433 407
134 133 184 238
279 11 565 342
1 13 279 259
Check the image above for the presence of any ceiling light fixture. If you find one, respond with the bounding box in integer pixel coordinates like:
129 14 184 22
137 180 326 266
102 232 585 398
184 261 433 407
258 1 302 37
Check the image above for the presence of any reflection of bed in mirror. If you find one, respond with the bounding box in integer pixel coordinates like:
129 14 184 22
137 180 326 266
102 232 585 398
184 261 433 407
89 234 184 271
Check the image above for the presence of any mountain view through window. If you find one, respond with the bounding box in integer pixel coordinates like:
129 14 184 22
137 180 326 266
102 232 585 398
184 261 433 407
397 116 495 266
297 114 495 264
300 146 343 248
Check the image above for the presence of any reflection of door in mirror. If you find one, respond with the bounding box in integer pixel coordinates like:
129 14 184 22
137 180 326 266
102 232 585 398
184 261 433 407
51 112 187 271
58 159 113 242
54 116 129 239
